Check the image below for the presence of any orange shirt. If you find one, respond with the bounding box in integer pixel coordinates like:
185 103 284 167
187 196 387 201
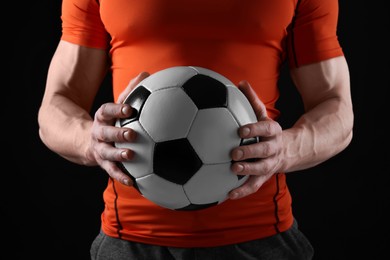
61 0 343 247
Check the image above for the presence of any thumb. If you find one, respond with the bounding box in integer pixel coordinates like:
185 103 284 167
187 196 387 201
237 80 268 120
117 72 150 104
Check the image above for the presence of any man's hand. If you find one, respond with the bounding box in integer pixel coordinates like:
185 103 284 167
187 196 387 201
229 80 283 200
87 72 150 186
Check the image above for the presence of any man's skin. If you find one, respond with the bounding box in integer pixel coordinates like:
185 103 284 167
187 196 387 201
38 40 353 200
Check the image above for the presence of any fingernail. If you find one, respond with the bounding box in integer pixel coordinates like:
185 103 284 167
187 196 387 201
123 179 131 186
138 71 149 79
235 149 244 160
123 130 132 141
121 151 128 159
230 192 239 199
235 164 244 173
241 127 250 137
121 105 130 115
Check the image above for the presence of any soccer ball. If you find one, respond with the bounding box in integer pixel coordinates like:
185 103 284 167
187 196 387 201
115 66 258 211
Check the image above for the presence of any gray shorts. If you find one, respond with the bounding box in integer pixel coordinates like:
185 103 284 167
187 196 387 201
90 220 314 260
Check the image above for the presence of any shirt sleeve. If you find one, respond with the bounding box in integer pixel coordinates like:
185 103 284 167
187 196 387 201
60 0 109 49
287 0 344 68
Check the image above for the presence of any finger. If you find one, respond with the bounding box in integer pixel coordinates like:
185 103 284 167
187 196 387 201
238 119 282 139
117 71 150 104
231 140 275 162
229 175 267 200
237 80 268 120
93 125 137 143
101 160 134 186
95 103 134 124
231 156 278 176
95 141 135 161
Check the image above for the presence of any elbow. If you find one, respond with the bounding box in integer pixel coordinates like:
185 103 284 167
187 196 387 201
38 124 49 149
37 105 57 153
344 128 353 150
37 109 50 150
340 108 354 152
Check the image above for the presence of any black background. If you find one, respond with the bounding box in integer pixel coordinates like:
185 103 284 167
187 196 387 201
3 1 388 259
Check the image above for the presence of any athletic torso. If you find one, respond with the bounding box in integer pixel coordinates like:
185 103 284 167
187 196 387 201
61 0 343 247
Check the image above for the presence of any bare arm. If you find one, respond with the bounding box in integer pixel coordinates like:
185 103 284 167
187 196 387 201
230 56 354 199
38 40 109 165
38 40 149 185
282 55 353 172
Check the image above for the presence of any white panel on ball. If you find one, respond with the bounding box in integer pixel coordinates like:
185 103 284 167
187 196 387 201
141 66 198 92
136 174 190 209
114 121 154 179
226 85 258 126
140 87 198 142
187 108 240 164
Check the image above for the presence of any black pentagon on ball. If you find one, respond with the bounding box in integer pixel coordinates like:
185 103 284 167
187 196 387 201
240 137 259 147
182 74 227 109
153 138 202 185
119 86 151 126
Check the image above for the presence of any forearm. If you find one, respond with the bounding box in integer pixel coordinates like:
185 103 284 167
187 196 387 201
281 96 353 173
38 41 109 166
38 94 96 166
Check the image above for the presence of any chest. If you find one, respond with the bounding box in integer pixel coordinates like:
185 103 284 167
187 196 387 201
100 0 297 42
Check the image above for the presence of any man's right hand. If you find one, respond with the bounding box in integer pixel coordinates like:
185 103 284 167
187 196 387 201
88 72 150 186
